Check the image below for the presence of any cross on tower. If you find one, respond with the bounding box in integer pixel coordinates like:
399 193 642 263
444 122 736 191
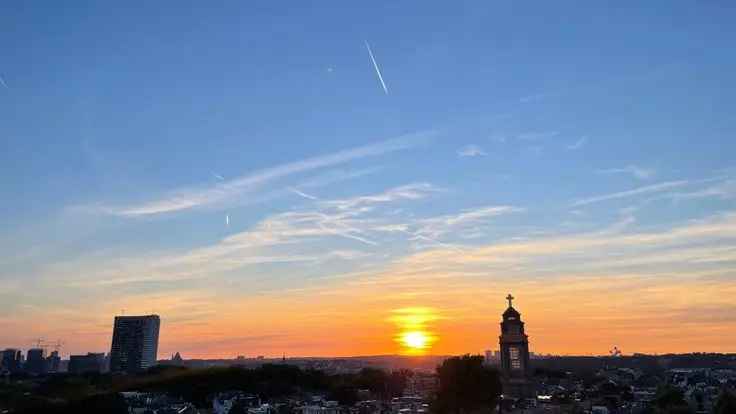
506 294 514 308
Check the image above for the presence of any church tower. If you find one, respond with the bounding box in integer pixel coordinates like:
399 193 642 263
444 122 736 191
499 294 534 398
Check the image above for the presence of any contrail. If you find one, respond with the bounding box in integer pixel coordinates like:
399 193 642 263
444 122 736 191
288 187 318 200
364 41 388 95
225 214 230 227
0 75 7 89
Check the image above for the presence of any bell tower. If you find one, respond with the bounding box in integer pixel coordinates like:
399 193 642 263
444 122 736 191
499 294 534 398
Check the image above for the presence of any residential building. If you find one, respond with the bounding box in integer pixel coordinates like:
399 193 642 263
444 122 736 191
109 314 160 373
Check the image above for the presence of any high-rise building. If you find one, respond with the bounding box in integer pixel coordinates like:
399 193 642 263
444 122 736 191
1 348 23 373
498 294 534 398
25 348 48 375
47 350 61 373
109 314 160 373
68 353 106 374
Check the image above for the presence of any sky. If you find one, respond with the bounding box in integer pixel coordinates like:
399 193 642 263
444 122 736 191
1 1 736 359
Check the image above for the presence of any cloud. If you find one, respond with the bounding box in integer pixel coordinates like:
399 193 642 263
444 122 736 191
54 183 446 287
668 179 736 201
100 132 434 216
410 205 523 246
457 145 487 157
572 180 689 207
566 137 587 151
324 183 441 211
598 165 655 180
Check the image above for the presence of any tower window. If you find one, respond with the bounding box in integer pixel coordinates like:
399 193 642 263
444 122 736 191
509 347 522 369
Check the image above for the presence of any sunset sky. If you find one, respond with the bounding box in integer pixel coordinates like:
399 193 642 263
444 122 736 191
1 2 735 359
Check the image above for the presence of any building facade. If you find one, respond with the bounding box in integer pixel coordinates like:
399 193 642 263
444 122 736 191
69 352 107 374
109 314 160 373
25 348 47 375
1 348 23 373
498 294 534 398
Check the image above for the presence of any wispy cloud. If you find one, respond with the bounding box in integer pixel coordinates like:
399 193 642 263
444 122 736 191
668 179 736 201
57 183 446 286
566 136 587 151
572 180 689 207
598 165 655 180
101 132 433 216
415 205 523 240
324 183 441 211
0 75 7 89
457 144 487 157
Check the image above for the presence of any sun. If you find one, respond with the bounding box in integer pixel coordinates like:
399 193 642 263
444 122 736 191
401 331 429 350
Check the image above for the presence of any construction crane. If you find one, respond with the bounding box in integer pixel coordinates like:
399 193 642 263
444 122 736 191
30 338 47 351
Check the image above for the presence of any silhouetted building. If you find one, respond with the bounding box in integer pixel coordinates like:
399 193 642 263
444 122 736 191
47 350 61 373
25 348 47 375
68 353 106 374
485 349 500 365
499 294 534 398
1 349 23 373
170 352 184 365
109 314 160 373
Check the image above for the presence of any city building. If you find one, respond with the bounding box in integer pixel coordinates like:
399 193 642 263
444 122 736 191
1 348 23 374
47 350 61 373
484 349 500 365
109 314 160 373
170 351 184 365
499 294 535 399
25 348 47 375
68 353 106 374
212 391 261 414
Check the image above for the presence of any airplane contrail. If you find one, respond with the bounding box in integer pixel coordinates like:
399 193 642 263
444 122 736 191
288 187 318 200
225 214 230 227
0 75 7 89
364 41 388 95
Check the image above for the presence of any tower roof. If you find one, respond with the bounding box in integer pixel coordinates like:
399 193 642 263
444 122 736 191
503 293 521 318
503 306 520 318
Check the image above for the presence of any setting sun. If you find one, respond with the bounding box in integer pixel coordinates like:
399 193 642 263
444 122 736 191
389 307 440 354
401 331 429 350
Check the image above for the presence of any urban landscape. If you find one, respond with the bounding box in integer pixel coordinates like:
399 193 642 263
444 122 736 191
2 1 736 414
2 296 735 413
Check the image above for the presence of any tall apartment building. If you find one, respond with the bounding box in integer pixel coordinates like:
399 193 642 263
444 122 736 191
109 314 160 373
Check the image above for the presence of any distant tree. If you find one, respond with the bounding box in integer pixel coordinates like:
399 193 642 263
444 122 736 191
386 369 411 398
653 386 689 414
328 384 358 406
38 393 128 414
714 390 736 414
431 355 501 414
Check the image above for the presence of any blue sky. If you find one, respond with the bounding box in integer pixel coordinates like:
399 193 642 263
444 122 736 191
1 2 736 357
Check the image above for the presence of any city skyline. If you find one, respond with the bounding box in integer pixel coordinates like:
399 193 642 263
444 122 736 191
2 2 736 359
